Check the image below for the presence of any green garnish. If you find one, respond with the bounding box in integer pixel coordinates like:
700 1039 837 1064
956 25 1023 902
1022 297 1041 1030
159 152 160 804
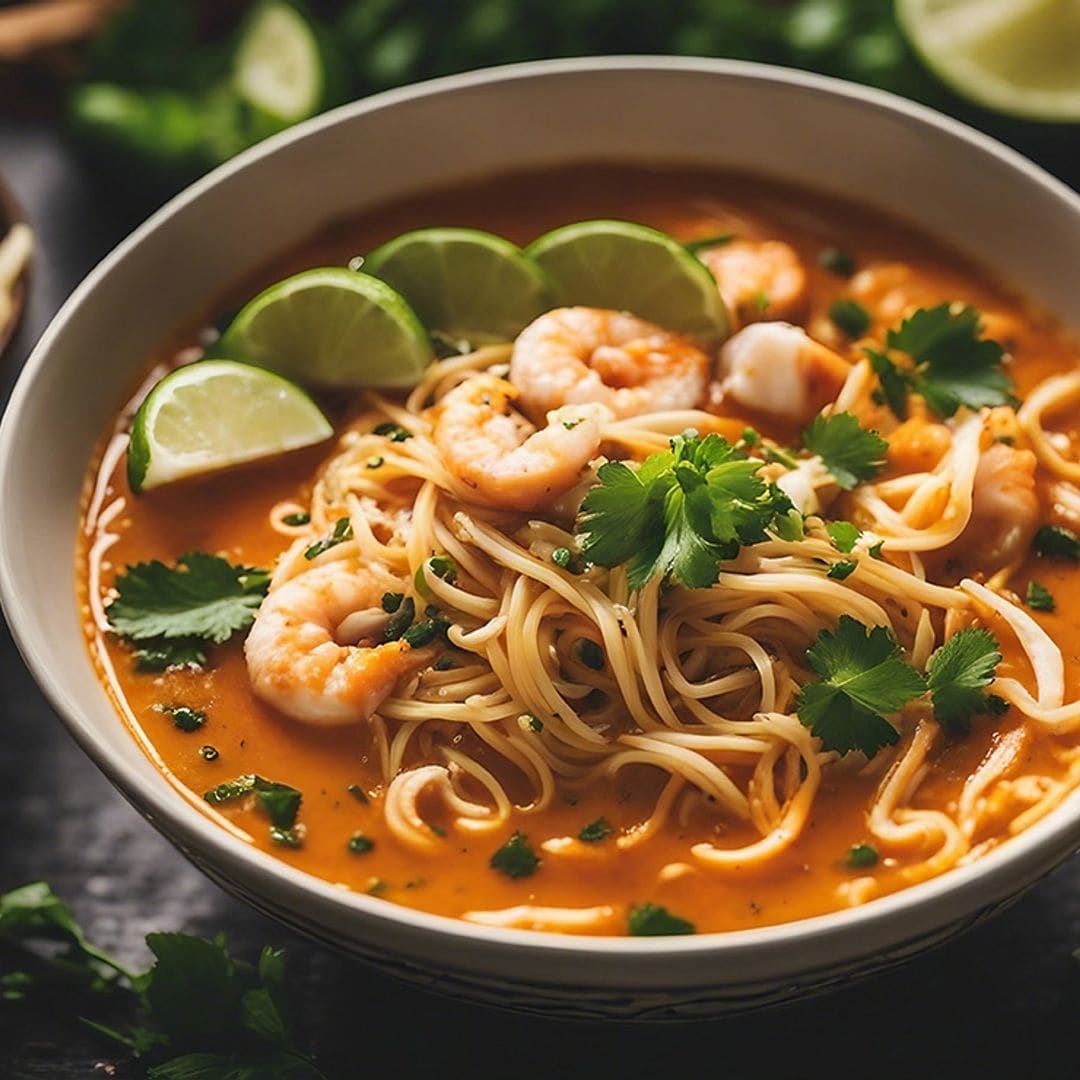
828 298 871 338
551 546 572 568
740 426 761 448
627 902 695 937
684 232 734 254
819 247 855 276
106 554 270 663
346 783 369 804
304 516 353 560
1026 581 1055 612
826 520 861 553
576 638 605 670
576 431 792 590
382 596 416 642
381 591 404 613
925 627 1003 735
433 655 457 671
203 774 303 845
578 818 613 843
868 539 885 559
796 616 927 757
846 843 879 869
402 612 449 648
563 419 582 430
270 826 302 848
751 289 770 312
347 834 375 855
827 561 857 580
802 413 887 490
366 455 384 469
490 832 540 879
162 705 206 733
867 304 1012 419
372 421 412 442
281 511 310 526
1034 524 1080 560
198 745 219 761
525 714 544 733
414 553 458 596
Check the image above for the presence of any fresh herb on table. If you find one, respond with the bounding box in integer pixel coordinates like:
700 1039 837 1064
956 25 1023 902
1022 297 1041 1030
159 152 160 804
490 832 540 879
576 431 793 590
1026 581 1056 612
627 902 695 937
107 553 270 672
0 881 325 1078
802 412 888 490
578 818 613 843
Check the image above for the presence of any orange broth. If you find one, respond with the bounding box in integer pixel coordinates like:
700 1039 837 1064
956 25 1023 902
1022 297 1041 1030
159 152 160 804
78 164 1080 934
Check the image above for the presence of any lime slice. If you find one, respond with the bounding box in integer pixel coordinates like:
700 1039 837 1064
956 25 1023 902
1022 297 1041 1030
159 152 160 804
127 360 333 493
363 227 553 341
897 0 1080 122
234 0 325 123
526 220 729 344
219 267 434 389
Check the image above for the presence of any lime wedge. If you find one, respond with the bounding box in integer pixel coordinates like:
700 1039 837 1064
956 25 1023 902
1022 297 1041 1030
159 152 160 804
234 0 326 123
363 227 553 342
127 360 333 493
897 0 1080 121
526 220 729 345
219 267 434 389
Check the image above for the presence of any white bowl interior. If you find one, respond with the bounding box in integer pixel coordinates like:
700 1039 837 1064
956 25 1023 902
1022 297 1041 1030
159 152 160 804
3 59 1079 999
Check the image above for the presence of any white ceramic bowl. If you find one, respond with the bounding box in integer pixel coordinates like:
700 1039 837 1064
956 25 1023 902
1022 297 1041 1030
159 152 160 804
3 58 1079 1019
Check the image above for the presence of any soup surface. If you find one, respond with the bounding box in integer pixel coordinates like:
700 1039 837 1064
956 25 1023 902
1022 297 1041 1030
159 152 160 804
79 164 1080 936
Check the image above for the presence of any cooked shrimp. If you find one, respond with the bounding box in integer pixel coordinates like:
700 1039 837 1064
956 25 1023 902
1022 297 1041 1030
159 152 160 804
431 372 605 511
717 322 850 424
698 239 807 327
946 442 1039 571
246 560 432 726
850 262 943 326
509 307 709 422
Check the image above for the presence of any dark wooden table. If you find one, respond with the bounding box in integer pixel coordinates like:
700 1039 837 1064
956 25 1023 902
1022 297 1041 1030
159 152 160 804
2 114 1079 1080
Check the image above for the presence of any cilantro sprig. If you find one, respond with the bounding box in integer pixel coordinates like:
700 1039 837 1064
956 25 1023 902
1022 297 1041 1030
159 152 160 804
802 412 887 490
107 552 270 671
796 618 1004 756
576 432 792 590
866 304 1013 419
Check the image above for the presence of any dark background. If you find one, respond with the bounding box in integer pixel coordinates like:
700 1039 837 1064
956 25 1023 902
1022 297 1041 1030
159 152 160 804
3 16 1080 1077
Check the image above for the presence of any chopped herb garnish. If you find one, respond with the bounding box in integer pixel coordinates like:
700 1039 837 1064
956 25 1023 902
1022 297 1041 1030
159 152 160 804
204 775 260 805
578 818 613 843
627 902 695 936
1026 581 1056 612
402 613 449 648
525 714 544 733
430 824 447 838
846 842 879 869
576 431 792 590
987 694 1010 716
740 426 760 448
203 774 303 841
270 827 302 848
772 509 805 541
828 298 871 338
304 516 353 560
865 347 910 419
372 421 412 442
1034 524 1080 561
490 832 540 879
382 596 416 642
198 745 219 761
796 616 927 757
346 783 369 804
826 520 861 553
381 591 404 613
751 289 770 312
868 539 885 559
684 232 734 254
827 560 857 580
803 413 887 490
552 546 572 568
925 628 1002 736
365 878 388 895
819 247 855 276
347 834 375 855
281 511 310 527
107 554 270 660
433 655 457 671
162 705 206 732
563 419 582 430
576 638 605 670
366 455 384 469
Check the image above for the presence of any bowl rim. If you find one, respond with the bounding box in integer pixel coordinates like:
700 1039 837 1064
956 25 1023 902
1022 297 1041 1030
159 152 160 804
3 54 1080 970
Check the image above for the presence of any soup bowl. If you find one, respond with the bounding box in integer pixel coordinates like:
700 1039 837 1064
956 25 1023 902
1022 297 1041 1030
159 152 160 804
2 58 1079 1019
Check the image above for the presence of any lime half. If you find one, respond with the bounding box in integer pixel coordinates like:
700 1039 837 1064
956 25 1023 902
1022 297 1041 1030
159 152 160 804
363 227 553 341
898 0 1080 122
526 220 729 344
219 267 434 389
128 360 333 493
234 0 325 123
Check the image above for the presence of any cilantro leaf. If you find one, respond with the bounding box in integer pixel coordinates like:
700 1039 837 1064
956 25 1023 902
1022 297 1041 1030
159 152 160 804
925 628 1002 735
578 818 613 843
828 298 870 338
826 560 857 580
888 304 1013 418
135 638 207 672
627 902 695 936
1034 524 1080 560
1026 581 1055 612
865 346 911 419
796 616 927 756
826 521 861 553
490 832 540 879
107 553 270 646
803 413 887 490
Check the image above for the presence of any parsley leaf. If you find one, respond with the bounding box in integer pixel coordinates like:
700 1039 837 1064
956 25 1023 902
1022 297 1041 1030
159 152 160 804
802 413 887 490
577 432 791 590
107 553 270 647
796 616 927 757
1026 581 1055 612
578 818 613 843
925 628 1002 735
627 902 695 936
490 832 540 879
